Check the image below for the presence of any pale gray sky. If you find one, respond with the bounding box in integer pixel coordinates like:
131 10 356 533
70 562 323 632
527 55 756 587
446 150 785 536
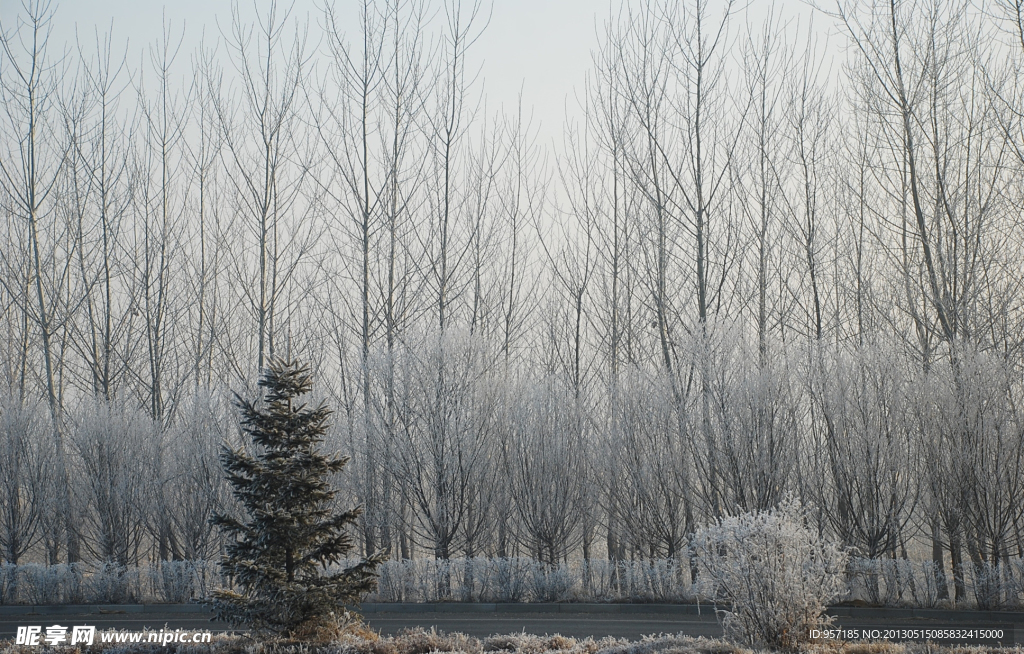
0 0 831 149
1 0 611 145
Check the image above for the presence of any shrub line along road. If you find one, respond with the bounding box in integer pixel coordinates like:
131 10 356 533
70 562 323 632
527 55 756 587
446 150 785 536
1 604 1022 644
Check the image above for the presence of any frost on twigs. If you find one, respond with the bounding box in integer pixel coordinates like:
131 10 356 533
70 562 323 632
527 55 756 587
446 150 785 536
690 499 848 650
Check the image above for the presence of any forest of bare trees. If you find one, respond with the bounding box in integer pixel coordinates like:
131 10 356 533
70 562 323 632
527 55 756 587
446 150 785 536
3 0 1024 607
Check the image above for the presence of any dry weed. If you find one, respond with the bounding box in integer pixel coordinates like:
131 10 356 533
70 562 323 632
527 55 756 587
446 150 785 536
3 628 1024 654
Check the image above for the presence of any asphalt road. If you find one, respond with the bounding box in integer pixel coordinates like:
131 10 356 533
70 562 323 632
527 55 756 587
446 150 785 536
0 605 1020 645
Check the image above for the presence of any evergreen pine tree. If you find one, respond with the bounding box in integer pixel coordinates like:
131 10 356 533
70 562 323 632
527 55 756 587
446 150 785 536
210 358 383 636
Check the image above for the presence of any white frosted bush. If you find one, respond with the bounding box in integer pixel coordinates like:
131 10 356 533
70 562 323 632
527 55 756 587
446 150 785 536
89 562 144 604
480 557 531 602
529 562 576 601
21 563 76 604
690 500 847 649
153 560 200 603
0 563 16 604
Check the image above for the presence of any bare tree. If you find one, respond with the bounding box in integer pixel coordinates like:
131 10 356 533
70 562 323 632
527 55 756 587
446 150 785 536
0 395 51 563
71 399 155 565
61 24 136 404
422 0 489 331
737 10 790 364
706 340 798 515
164 390 232 560
0 2 67 416
807 344 918 561
213 0 311 374
505 376 588 565
835 0 1023 601
605 366 690 558
781 27 838 343
391 331 497 566
130 17 190 424
183 41 227 390
0 0 80 563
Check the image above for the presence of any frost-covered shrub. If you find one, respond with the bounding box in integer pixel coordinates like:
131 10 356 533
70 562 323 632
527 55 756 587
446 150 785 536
846 557 919 606
967 561 1024 610
851 558 946 608
355 556 697 603
529 563 576 601
630 558 690 602
90 562 144 603
189 559 225 601
481 557 531 602
371 561 402 602
917 561 946 608
152 560 200 603
0 562 16 604
62 563 87 604
20 563 85 604
690 500 847 649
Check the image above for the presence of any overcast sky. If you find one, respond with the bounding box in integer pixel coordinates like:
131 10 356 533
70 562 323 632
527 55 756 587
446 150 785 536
0 1 836 149
0 0 612 144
